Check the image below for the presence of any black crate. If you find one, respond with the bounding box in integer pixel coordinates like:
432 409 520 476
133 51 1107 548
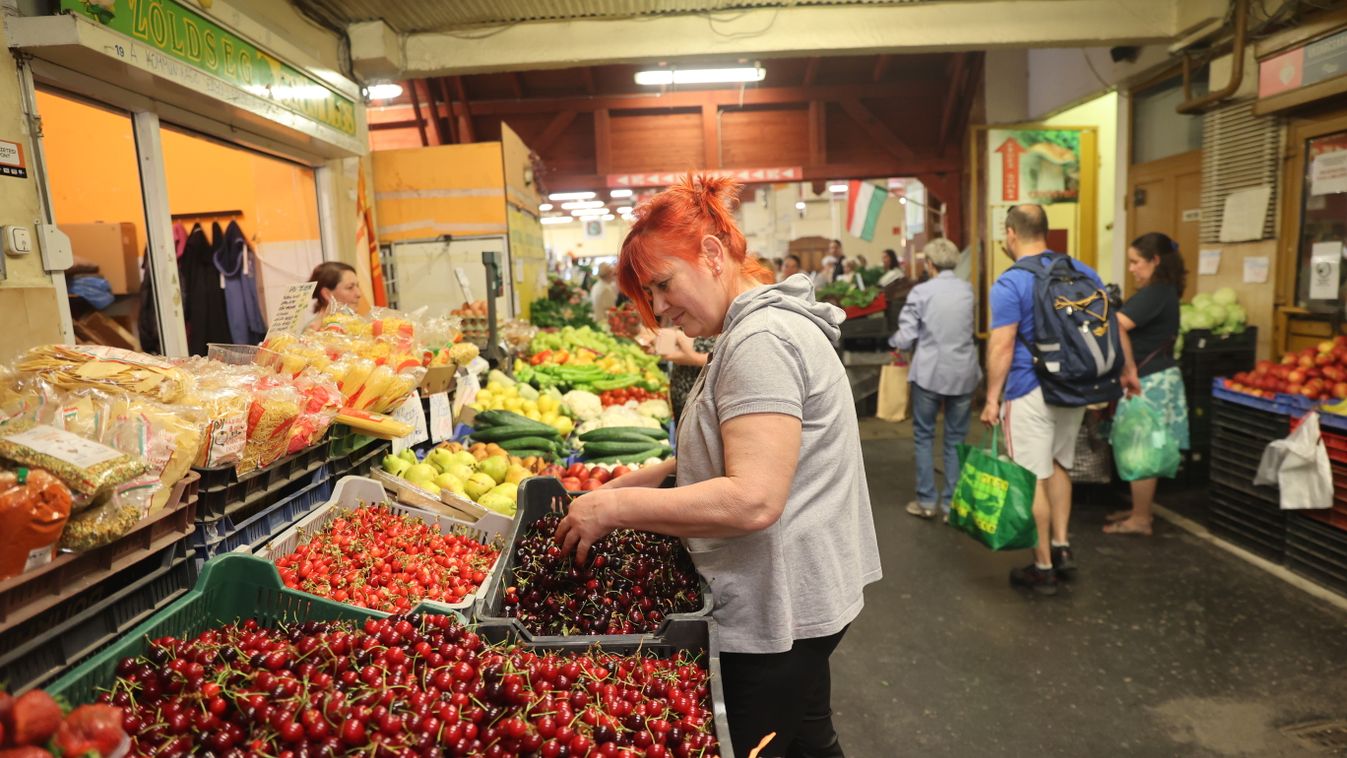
332 438 391 479
191 468 335 566
196 444 329 522
474 476 711 641
1180 327 1258 386
1211 398 1288 443
0 540 195 692
1209 481 1286 561
1287 515 1347 596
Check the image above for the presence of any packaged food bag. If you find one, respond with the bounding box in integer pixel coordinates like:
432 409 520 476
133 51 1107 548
1254 412 1333 510
0 420 147 498
947 428 1038 551
0 467 73 579
60 475 161 551
1109 395 1180 482
17 344 192 403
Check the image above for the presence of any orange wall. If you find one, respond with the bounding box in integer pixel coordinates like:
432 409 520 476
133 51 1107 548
37 90 319 253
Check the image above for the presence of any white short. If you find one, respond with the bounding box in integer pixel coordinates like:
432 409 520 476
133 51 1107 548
1002 387 1086 480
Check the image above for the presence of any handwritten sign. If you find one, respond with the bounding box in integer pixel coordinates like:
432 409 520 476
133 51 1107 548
269 282 317 333
428 392 454 443
391 392 429 455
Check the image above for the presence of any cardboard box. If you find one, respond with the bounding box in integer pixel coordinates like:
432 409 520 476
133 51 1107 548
419 365 457 395
62 222 140 294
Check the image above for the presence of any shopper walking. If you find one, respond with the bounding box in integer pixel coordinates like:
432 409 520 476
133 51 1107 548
890 238 980 521
1105 232 1189 536
981 204 1138 595
556 174 881 757
590 262 619 323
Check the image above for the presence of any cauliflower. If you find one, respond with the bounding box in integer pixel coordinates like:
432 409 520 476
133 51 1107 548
636 399 671 420
562 390 603 421
598 405 661 429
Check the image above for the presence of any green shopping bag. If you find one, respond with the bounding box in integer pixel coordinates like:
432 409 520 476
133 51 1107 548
947 427 1038 550
1109 395 1180 482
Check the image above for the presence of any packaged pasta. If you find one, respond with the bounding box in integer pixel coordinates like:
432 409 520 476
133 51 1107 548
0 467 73 580
286 369 341 454
59 475 160 551
238 378 303 474
177 358 253 469
0 421 147 498
17 344 192 403
100 395 203 512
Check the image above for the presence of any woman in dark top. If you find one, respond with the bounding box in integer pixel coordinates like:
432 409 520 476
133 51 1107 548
1105 232 1190 536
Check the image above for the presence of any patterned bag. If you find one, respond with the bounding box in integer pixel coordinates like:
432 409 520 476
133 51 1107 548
948 427 1038 550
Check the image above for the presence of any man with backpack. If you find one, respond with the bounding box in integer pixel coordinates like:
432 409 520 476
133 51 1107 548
981 204 1139 596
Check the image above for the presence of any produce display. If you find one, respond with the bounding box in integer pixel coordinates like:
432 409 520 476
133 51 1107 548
0 688 128 756
97 614 721 757
606 302 645 339
529 278 600 330
577 427 672 465
1177 287 1248 356
273 504 499 613
552 462 637 493
470 410 571 462
516 326 668 394
599 387 667 408
472 373 574 438
381 444 528 517
816 280 879 309
1226 336 1347 403
503 514 703 636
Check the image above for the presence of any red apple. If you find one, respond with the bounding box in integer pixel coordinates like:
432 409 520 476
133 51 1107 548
1317 352 1335 366
1288 383 1304 395
1302 387 1320 399
1319 340 1336 354
1257 359 1275 372
1300 355 1317 369
589 468 611 485
1336 335 1347 349
1282 354 1300 366
561 476 583 491
610 465 631 479
1334 382 1347 399
581 478 603 491
1288 370 1306 384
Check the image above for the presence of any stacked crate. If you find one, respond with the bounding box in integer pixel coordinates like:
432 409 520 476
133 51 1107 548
1179 328 1258 483
1207 393 1289 561
1286 416 1347 593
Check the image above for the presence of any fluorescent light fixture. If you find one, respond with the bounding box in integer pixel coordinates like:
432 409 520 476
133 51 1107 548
616 206 633 214
572 208 608 217
635 66 765 86
541 216 573 225
539 203 553 211
795 201 806 210
829 183 848 193
548 191 596 201
610 189 634 199
561 200 606 210
366 82 403 100
601 214 615 221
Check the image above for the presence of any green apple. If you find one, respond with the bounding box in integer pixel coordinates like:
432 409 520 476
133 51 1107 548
434 472 465 494
382 454 411 477
479 455 509 485
464 471 497 501
404 463 438 485
477 492 517 517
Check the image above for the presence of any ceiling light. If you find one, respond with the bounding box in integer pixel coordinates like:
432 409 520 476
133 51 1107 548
572 208 608 217
541 216 573 225
795 201 806 210
601 214 615 221
365 82 403 100
899 197 908 205
548 191 596 201
539 203 553 212
635 66 765 86
610 189 633 199
616 206 632 214
829 183 848 193
561 200 606 210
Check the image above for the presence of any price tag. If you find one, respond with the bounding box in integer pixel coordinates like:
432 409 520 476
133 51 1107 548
391 392 429 454
454 267 474 303
453 371 480 417
269 282 318 333
428 392 454 443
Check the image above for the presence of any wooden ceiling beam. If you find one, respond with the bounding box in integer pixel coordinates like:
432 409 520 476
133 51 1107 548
453 76 476 142
420 79 447 145
937 53 967 152
509 72 526 98
871 54 891 82
546 159 959 190
436 77 460 143
532 110 579 154
407 78 429 147
449 81 943 116
839 97 916 160
803 57 821 86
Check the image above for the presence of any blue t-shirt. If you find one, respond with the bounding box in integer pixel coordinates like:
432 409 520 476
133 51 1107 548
990 252 1106 401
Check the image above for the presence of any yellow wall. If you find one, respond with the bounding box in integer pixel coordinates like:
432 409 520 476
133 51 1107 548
501 124 547 319
38 90 320 252
1044 93 1118 282
371 142 507 241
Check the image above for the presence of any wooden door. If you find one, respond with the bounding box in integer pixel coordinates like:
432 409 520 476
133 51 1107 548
1126 149 1202 299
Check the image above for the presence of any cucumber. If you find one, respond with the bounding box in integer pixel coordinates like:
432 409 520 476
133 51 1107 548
497 436 565 452
503 448 554 460
577 431 663 445
474 410 556 433
582 440 668 457
579 426 668 442
586 447 669 464
469 426 558 443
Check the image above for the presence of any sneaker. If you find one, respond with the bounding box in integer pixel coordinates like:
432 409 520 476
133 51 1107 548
1009 564 1060 596
905 501 936 520
1051 545 1077 580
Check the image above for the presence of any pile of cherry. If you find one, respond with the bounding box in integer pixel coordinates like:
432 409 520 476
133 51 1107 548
273 505 500 614
503 514 703 636
99 613 720 757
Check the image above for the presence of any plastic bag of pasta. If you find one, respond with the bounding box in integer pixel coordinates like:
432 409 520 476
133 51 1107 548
0 466 73 579
237 377 303 474
17 344 192 403
0 420 147 498
177 358 253 469
59 474 160 551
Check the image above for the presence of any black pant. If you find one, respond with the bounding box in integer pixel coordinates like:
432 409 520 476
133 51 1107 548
720 627 848 758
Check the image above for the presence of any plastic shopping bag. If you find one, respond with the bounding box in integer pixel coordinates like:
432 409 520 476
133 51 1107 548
948 428 1038 551
1254 412 1332 510
1109 395 1180 482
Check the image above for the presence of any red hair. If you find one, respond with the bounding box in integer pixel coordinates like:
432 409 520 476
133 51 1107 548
617 174 774 328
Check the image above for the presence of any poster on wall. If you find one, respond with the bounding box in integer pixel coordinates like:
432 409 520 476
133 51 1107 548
987 129 1082 206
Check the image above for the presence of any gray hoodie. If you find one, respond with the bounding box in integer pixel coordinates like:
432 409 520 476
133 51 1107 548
676 273 883 654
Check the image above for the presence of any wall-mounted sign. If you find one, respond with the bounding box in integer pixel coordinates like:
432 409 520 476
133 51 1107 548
607 166 802 188
1259 27 1347 99
59 0 357 137
0 139 26 179
987 129 1081 205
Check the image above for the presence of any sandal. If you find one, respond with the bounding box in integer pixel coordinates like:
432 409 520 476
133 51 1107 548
1103 519 1152 536
1106 510 1134 523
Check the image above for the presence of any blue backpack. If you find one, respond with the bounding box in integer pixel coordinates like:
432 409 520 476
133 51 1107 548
1011 252 1123 407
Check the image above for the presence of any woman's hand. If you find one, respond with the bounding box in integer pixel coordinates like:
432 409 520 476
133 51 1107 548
555 489 620 564
657 331 706 367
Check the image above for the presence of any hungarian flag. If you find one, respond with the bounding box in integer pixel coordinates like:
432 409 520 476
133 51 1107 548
846 180 887 241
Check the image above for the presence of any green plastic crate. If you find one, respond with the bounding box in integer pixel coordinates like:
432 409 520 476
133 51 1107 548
327 425 379 461
45 553 465 707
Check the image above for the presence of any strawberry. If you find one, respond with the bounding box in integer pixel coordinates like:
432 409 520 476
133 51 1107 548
8 691 60 747
55 705 124 757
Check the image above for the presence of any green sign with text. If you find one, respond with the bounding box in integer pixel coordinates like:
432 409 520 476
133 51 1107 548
61 0 357 136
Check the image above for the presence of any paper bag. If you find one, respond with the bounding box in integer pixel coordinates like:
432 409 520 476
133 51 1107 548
876 364 910 422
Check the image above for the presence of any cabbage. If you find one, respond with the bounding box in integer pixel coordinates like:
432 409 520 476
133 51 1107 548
1204 304 1229 326
1190 312 1215 330
1192 293 1213 310
1180 311 1196 332
1227 304 1247 325
1212 287 1238 306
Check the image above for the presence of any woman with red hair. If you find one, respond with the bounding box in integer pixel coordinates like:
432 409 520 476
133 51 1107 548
557 175 882 757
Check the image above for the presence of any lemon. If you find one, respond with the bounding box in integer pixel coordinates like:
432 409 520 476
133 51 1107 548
553 416 574 437
541 411 558 425
526 410 542 422
522 400 539 416
505 397 524 412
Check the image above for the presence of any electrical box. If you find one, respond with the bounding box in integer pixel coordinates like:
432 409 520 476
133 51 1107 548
35 223 73 272
2 226 32 257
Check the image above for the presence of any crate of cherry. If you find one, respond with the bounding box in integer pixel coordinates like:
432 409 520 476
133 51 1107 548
477 476 712 641
47 553 730 758
253 476 513 614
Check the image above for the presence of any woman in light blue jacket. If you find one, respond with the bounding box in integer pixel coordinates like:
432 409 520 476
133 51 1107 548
890 238 981 520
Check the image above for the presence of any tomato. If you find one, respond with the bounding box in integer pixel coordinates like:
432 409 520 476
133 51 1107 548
610 465 630 479
566 462 588 479
590 469 611 485
581 479 603 491
560 477 583 492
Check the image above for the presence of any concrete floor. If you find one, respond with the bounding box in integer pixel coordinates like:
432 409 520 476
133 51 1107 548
831 420 1347 757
